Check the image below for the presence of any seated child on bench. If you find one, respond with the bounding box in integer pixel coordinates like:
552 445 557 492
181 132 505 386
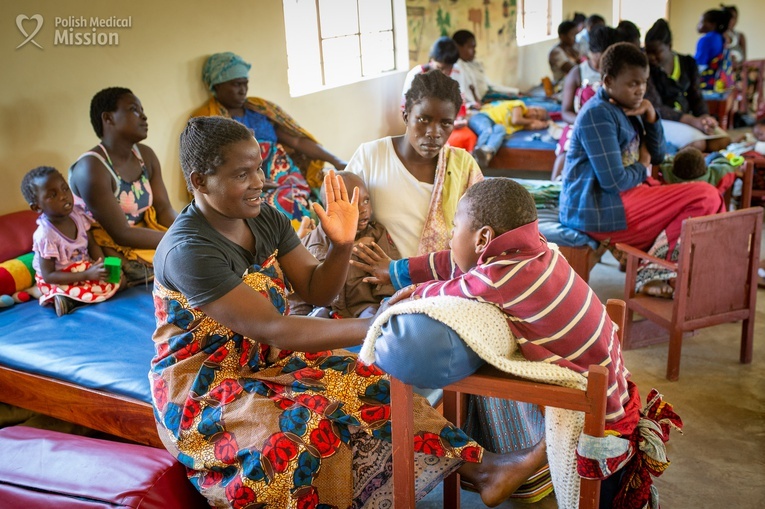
353 178 679 507
21 166 120 317
288 171 400 318
469 101 550 168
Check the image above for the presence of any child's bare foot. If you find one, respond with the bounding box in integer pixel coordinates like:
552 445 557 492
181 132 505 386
640 279 674 298
457 438 547 507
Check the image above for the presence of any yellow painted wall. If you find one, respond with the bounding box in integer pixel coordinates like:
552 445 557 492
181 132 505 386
1 0 407 215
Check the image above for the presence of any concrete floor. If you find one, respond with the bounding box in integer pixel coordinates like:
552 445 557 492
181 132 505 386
419 250 765 508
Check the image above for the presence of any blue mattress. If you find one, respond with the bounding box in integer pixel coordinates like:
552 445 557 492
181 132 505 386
0 287 155 403
504 129 558 150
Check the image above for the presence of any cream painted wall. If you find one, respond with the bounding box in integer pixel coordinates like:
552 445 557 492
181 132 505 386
669 0 763 58
1 0 407 215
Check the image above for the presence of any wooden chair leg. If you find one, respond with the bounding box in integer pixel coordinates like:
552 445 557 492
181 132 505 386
666 329 684 381
390 377 415 508
741 316 754 364
442 391 462 509
623 306 635 350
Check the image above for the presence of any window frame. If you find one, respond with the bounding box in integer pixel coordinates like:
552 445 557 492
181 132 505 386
282 0 409 97
515 0 563 47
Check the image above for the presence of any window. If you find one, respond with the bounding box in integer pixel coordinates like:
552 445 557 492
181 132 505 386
612 0 668 43
283 0 408 96
515 0 562 46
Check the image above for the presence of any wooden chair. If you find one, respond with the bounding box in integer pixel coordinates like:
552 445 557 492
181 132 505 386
617 207 762 381
390 299 627 509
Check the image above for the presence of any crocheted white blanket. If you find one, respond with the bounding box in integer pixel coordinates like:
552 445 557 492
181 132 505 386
361 295 586 509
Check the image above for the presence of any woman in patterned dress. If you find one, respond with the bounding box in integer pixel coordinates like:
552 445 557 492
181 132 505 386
148 116 546 509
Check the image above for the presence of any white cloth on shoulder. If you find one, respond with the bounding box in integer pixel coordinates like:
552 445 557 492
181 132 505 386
361 295 587 509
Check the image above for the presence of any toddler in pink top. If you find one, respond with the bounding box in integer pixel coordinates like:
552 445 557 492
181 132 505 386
21 166 120 316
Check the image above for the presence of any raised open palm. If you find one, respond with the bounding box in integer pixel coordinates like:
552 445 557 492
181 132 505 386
312 170 359 246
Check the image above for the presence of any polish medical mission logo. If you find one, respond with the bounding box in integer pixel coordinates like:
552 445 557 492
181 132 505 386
16 14 44 49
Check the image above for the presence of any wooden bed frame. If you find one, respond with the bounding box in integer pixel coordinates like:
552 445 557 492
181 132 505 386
488 146 556 173
0 364 162 448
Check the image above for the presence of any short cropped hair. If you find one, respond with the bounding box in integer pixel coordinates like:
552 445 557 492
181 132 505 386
21 166 59 206
589 25 619 54
452 29 475 47
672 147 707 180
462 178 537 235
586 14 605 29
600 42 648 79
404 69 462 115
179 116 254 191
90 87 133 138
429 36 459 65
615 20 641 47
558 20 578 37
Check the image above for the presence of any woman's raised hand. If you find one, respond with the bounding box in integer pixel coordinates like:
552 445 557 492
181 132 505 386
351 242 393 285
312 170 359 246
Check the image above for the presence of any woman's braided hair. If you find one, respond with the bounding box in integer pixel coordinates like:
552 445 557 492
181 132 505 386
179 116 254 191
404 69 462 115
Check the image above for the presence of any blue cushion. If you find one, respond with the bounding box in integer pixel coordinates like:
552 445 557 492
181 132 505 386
537 208 600 249
374 314 485 389
0 287 155 403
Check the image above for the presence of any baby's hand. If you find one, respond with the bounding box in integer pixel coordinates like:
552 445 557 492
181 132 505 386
350 242 392 285
84 258 108 282
296 216 316 239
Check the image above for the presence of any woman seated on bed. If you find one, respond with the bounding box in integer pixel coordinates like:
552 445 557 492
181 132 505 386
69 87 177 286
644 19 731 153
191 52 347 226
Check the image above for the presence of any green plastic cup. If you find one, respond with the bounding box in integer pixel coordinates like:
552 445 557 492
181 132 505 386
104 257 122 284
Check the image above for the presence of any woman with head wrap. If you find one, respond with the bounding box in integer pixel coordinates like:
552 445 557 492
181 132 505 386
191 52 347 227
644 19 730 153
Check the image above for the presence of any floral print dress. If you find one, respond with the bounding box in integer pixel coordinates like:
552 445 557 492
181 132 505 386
150 254 482 509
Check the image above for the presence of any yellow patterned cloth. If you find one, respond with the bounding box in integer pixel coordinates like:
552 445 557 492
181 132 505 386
90 206 167 265
150 253 482 508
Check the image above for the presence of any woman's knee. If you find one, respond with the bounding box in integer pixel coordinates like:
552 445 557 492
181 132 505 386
690 182 725 213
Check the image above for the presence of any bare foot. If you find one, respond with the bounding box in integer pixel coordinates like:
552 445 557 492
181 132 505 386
458 438 548 507
640 279 674 298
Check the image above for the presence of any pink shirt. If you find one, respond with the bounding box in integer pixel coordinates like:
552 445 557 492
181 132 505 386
32 201 94 273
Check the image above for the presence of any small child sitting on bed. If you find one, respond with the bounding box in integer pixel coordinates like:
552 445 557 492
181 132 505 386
469 100 550 168
21 166 120 317
288 171 400 318
352 177 678 508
